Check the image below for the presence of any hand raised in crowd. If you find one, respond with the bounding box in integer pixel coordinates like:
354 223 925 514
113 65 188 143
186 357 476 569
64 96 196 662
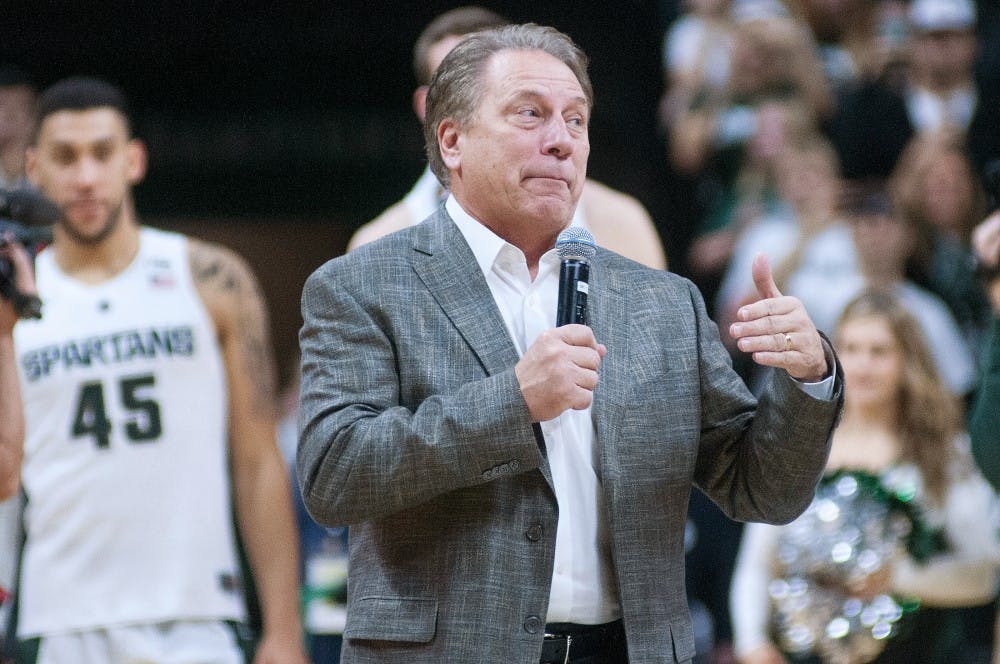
516 324 607 422
729 254 828 383
972 210 1000 314
0 232 38 333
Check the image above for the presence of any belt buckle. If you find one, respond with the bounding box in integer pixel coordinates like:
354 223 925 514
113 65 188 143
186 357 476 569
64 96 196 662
543 632 572 664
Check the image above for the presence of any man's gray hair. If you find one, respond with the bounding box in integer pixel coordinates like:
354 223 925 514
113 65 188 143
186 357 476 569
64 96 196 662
423 23 593 188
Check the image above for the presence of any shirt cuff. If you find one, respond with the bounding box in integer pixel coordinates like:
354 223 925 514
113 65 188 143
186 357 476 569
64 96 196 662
794 374 835 400
791 335 837 399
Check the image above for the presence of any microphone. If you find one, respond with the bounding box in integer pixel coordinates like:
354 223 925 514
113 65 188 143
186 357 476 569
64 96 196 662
556 227 596 326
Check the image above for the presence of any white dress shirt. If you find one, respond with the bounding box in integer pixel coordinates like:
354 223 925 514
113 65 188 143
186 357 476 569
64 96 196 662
445 196 621 624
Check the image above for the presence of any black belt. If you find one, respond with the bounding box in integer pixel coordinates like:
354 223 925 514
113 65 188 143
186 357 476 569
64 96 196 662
540 619 624 664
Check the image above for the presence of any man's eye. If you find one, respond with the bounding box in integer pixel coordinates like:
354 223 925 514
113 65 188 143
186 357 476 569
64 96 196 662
52 149 75 164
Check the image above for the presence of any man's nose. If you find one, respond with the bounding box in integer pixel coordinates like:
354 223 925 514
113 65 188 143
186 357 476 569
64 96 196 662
74 157 101 186
542 118 574 157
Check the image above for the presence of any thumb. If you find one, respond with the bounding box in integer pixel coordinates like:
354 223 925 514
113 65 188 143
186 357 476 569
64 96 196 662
751 253 782 300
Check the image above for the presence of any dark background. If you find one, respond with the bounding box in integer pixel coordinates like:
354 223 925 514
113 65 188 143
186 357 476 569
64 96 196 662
3 1 695 386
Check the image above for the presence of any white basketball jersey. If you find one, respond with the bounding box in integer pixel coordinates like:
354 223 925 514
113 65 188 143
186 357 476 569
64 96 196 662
13 227 245 636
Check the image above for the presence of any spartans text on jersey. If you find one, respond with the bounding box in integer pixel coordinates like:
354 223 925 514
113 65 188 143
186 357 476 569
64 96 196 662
20 326 195 382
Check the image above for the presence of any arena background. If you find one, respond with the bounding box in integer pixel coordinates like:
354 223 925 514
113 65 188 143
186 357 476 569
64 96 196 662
6 1 1000 388
4 1 694 388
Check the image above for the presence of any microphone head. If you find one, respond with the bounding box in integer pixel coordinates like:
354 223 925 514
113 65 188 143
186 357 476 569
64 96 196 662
556 227 596 261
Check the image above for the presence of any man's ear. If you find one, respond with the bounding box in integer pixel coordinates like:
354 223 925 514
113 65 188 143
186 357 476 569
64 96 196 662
413 85 429 122
126 139 148 185
438 118 462 171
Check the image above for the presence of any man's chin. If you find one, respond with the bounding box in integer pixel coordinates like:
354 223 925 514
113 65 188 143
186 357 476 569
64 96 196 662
61 219 115 245
524 201 575 231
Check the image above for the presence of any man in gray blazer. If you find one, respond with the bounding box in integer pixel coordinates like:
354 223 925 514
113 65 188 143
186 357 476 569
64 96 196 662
298 23 843 664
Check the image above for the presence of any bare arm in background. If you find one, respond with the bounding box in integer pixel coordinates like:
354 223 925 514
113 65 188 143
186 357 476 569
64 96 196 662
191 238 307 664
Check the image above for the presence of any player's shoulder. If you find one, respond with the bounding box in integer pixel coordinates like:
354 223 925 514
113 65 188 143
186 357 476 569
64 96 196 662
180 234 263 327
184 235 254 281
347 201 415 251
581 178 651 226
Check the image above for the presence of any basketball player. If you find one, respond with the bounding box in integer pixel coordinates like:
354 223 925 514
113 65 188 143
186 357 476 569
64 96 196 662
7 77 307 663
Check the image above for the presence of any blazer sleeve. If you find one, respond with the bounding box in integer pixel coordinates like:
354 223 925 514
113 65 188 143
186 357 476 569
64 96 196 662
687 278 844 525
295 256 546 527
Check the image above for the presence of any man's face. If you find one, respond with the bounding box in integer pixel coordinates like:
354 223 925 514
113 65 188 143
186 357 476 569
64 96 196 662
852 210 912 274
441 48 589 242
27 108 145 245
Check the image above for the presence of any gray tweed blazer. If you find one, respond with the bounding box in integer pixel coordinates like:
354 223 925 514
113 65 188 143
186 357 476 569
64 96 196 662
296 208 843 663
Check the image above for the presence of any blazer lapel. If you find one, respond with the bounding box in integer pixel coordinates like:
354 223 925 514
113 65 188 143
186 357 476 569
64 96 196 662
589 251 628 479
409 211 521 378
409 211 562 489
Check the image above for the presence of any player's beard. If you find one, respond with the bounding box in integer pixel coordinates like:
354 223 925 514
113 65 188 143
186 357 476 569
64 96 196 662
59 199 124 246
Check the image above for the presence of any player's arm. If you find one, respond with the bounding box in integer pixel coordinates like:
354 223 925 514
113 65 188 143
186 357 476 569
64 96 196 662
189 238 307 664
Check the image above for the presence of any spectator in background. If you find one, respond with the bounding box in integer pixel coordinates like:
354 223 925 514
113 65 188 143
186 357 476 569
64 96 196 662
0 69 40 656
350 6 667 270
672 8 833 304
890 132 992 358
829 0 1000 183
659 0 736 143
784 0 905 95
842 184 977 397
731 290 1000 664
0 66 35 190
0 237 37 663
0 238 35 501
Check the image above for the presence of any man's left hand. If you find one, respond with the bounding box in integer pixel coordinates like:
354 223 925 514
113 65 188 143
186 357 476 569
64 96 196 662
728 254 828 382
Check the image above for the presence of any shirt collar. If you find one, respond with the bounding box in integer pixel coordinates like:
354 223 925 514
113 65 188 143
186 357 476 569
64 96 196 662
445 195 588 277
445 195 511 277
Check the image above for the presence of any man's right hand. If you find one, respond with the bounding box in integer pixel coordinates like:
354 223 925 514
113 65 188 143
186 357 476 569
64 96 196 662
515 324 606 422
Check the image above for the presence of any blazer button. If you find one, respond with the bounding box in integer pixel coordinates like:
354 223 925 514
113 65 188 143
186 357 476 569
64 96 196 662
525 523 543 541
523 615 543 634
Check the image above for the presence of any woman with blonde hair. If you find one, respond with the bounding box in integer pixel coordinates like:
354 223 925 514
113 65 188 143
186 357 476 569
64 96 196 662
730 290 999 664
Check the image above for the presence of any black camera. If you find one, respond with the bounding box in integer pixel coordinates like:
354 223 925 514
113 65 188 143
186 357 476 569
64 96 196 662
0 188 59 320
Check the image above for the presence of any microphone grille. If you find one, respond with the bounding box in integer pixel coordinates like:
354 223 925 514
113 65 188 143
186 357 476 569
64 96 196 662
556 227 596 260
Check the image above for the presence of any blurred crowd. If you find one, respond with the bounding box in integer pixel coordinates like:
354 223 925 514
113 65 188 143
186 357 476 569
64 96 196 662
2 0 1000 663
660 1 1000 663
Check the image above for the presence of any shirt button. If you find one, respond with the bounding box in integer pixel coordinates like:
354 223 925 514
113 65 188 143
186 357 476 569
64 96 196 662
523 615 543 634
525 523 543 541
